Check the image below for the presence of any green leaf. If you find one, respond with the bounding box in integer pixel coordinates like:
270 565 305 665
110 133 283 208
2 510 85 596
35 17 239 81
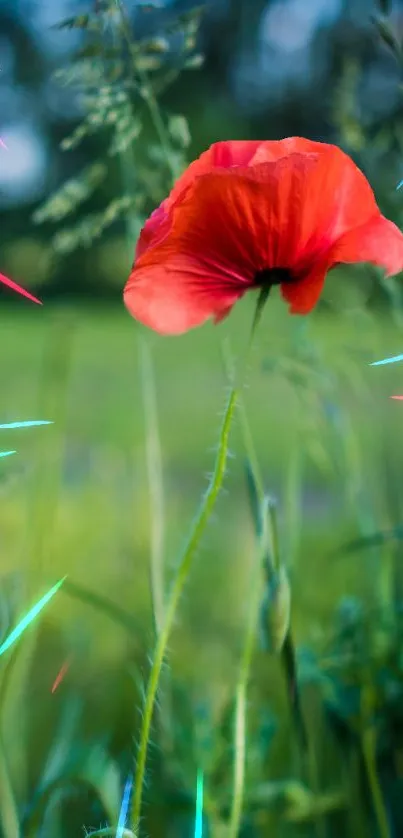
50 195 140 254
61 579 140 635
52 14 98 31
32 163 107 225
136 52 166 71
27 746 123 836
143 36 170 54
338 525 403 555
87 830 135 837
371 16 402 59
60 122 91 152
109 118 142 156
245 460 262 538
260 566 291 654
168 114 191 149
184 54 204 70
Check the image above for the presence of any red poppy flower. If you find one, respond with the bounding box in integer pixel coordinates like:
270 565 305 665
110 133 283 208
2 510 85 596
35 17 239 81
124 137 403 335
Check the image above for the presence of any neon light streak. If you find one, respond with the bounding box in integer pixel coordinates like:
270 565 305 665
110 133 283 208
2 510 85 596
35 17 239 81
116 775 133 838
0 272 41 304
0 576 67 658
0 421 52 429
194 769 204 838
370 354 403 367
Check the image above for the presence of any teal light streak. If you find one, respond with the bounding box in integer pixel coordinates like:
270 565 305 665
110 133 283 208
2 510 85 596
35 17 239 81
370 354 403 367
0 451 16 458
116 775 132 838
194 769 204 838
0 576 67 657
0 421 53 429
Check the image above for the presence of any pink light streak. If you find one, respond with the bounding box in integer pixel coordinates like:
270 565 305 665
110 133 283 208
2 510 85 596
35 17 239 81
0 138 8 150
51 657 71 693
390 396 403 400
0 272 41 304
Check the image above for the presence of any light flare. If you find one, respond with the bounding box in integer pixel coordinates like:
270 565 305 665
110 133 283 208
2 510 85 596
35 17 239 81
194 769 204 838
0 576 66 658
0 271 41 304
51 657 71 693
0 420 52 429
116 775 133 838
370 354 403 367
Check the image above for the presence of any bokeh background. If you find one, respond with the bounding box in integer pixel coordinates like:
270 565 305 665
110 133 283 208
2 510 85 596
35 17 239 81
1 1 403 836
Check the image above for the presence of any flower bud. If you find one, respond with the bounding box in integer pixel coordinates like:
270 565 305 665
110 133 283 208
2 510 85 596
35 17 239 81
260 565 291 654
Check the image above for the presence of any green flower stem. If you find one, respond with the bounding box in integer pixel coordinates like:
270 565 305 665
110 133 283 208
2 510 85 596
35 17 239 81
228 353 308 756
228 531 266 838
130 288 269 833
362 726 390 838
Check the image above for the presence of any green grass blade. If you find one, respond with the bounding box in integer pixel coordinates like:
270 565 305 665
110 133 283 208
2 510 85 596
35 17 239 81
228 549 263 838
61 579 140 635
87 830 135 837
131 290 269 833
337 526 403 555
0 740 20 838
139 338 165 636
131 385 238 831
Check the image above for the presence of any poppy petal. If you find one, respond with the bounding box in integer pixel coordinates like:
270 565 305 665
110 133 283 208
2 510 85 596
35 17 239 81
167 156 323 272
124 251 244 335
285 147 380 272
135 204 170 260
280 264 327 314
125 156 323 333
135 141 264 260
330 214 403 276
249 136 335 166
167 140 263 209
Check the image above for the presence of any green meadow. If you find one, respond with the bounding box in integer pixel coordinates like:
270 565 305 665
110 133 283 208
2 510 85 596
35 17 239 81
0 292 403 836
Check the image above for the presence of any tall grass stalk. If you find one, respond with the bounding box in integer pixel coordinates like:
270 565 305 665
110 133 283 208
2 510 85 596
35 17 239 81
114 0 181 183
0 739 20 838
228 528 265 838
361 726 390 838
130 289 269 833
139 338 175 758
139 339 165 636
0 647 23 838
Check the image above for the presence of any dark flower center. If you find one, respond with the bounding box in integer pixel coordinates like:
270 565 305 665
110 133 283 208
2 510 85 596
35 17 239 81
254 267 294 287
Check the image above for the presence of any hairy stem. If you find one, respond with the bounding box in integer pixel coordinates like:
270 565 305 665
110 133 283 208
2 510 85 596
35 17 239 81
228 536 265 838
131 386 237 830
131 289 269 833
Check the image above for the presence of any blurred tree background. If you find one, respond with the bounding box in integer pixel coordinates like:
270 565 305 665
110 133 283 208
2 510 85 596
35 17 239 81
2 3 403 837
1 0 402 306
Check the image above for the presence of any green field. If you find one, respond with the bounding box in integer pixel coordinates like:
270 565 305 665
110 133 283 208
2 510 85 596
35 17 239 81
0 295 403 836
